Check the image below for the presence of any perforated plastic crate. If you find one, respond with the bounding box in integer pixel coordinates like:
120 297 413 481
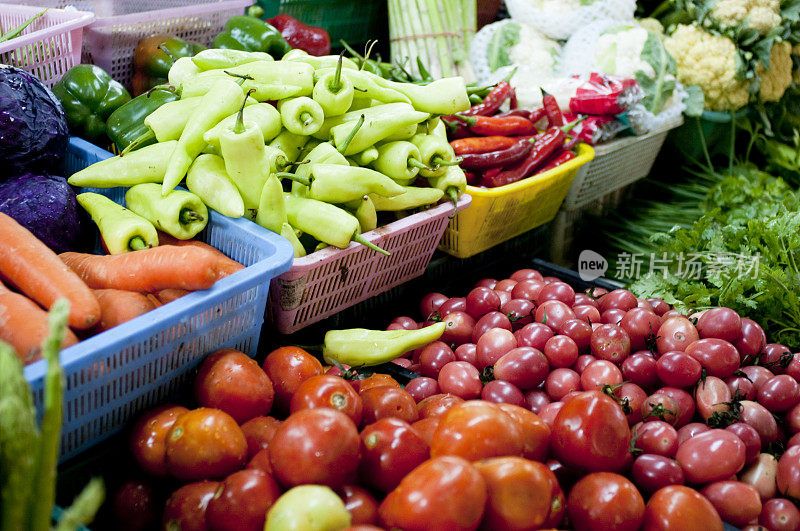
0 3 94 86
561 118 683 211
6 0 251 89
267 195 471 334
22 137 293 461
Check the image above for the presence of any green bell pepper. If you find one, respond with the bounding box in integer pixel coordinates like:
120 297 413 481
213 15 291 58
51 64 131 141
132 34 205 96
106 86 179 152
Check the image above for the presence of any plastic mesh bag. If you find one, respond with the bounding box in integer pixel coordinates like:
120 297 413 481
504 0 636 40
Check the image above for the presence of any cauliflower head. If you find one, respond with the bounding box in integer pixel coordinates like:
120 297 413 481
665 24 750 111
638 18 665 35
595 25 654 78
757 41 792 102
508 23 561 76
711 0 781 35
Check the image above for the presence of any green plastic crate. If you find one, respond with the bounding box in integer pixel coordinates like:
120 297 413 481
257 0 386 46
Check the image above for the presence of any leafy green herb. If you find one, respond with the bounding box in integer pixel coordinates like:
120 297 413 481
635 31 678 115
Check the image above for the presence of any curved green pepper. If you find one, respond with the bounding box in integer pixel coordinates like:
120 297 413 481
323 322 446 367
281 163 405 203
186 154 245 219
77 193 159 254
371 141 428 185
213 15 291 58
106 86 179 152
369 186 444 211
192 48 273 70
203 102 282 151
278 97 324 136
125 184 208 240
51 64 131 141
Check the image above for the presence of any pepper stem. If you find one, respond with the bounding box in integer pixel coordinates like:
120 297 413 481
300 111 314 126
180 209 205 224
224 70 255 86
456 115 477 127
158 43 177 65
407 158 431 170
353 233 390 256
329 51 345 93
431 156 462 167
562 115 587 133
233 88 255 135
119 129 156 156
446 187 460 215
129 236 148 251
275 172 310 187
336 114 365 154
361 40 378 71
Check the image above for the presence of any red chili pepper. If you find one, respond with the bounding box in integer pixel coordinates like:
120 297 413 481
509 86 518 109
464 171 480 186
460 81 512 117
542 90 564 128
536 150 576 174
479 168 502 187
443 115 471 140
483 128 565 187
528 107 547 124
459 136 535 170
450 136 518 156
460 115 537 136
495 109 531 119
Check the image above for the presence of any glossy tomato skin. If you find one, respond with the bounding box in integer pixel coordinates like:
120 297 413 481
620 308 662 352
514 323 555 351
431 400 523 461
740 453 779 500
112 480 157 531
675 429 745 484
129 404 189 477
481 380 525 407
339 485 379 526
758 498 800 531
695 376 732 422
289 374 363 426
502 298 535 329
657 317 699 355
261 346 323 413
696 307 742 343
567 472 644 531
643 485 723 531
495 403 550 462
726 422 761 465
268 408 360 489
551 391 631 472
631 454 684 494
411 416 440 446
758 374 800 412
736 318 767 359
165 408 247 481
357 373 401 394
510 268 543 282
416 393 464 419
162 480 220 531
685 338 740 378
205 469 282 531
378 456 488 531
472 312 512 343
438 297 467 317
622 352 658 389
359 418 430 493
359 386 418 425
437 361 482 399
404 377 439 402
493 347 549 390
194 349 274 424
474 457 563 531
777 444 800 499
240 416 281 459
441 311 475 345
245 447 272 475
632 420 679 457
465 287 501 319
700 480 761 528
579 359 622 391
741 400 780 445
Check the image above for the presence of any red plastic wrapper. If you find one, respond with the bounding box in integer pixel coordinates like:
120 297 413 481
563 113 628 145
568 73 643 116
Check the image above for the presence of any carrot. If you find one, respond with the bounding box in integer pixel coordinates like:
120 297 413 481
59 245 222 293
91 289 157 333
156 288 191 305
0 280 79 364
146 293 163 308
157 232 245 278
0 212 100 330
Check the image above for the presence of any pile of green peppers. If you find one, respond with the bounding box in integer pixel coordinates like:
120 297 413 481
68 45 470 258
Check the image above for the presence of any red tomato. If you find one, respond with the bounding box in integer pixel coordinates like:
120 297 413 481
437 361 482 399
657 351 702 388
632 420 679 457
411 416 440 446
726 422 761 464
573 304 602 324
476 328 517 369
551 391 631 472
567 472 644 531
579 360 623 391
534 300 576 332
129 404 189 477
420 292 448 320
289 374 363 426
378 456 487 531
631 454 684 494
430 400 523 461
339 485 379 526
194 349 274 424
677 422 711 445
359 418 430 493
511 279 546 301
162 480 219 531
598 289 638 313
675 429 745 484
544 335 579 368
695 376 732 422
240 416 281 459
245 448 271 475
481 380 525 407
700 480 761 528
741 400 780 445
622 351 658 388
590 324 631 364
357 373 401 394
643 485 723 531
657 317 699 355
758 374 800 412
465 287 501 319
735 318 767 359
685 338 740 378
510 268 543 282
524 389 551 414
495 403 550 462
438 297 467 317
112 480 157 531
416 393 464 419
165 408 247 481
419 341 457 378
641 392 680 426
741 365 776 392
268 408 360 488
493 347 549 390
545 368 581 401
359 386 418 426
474 457 564 530
261 346 323 414
501 298 535 329
777 444 800 499
472 311 512 343
539 281 575 306
613 382 647 425
561 318 593 352
621 308 662 352
441 311 476 345
514 322 555 350
758 498 800 531
740 453 779 500
205 469 281 531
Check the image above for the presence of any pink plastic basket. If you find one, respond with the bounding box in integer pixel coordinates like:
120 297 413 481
0 4 94 86
5 0 252 89
267 195 472 334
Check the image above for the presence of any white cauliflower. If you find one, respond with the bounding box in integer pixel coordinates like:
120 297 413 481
665 24 750 111
711 0 781 35
508 23 561 76
757 41 793 102
595 25 654 78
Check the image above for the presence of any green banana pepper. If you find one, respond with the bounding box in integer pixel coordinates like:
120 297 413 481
192 48 273 70
369 185 444 211
162 78 244 195
106 86 179 152
132 34 205 95
51 64 131 141
256 174 306 258
372 141 429 185
283 193 389 255
180 61 314 101
168 57 201 89
283 49 358 70
312 55 354 117
186 154 246 219
347 195 377 233
377 77 470 115
144 97 201 143
352 146 379 166
213 15 291 58
77 192 159 254
203 102 282 151
269 130 309 163
280 163 406 203
429 165 467 210
125 183 209 240
330 103 430 155
278 96 324 136
323 322 446 367
314 67 410 104
68 141 178 188
291 141 349 196
410 133 459 178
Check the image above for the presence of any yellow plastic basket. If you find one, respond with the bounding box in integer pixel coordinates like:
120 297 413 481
438 143 594 259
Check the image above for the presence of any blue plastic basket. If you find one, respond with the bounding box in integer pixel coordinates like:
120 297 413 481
23 137 294 462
